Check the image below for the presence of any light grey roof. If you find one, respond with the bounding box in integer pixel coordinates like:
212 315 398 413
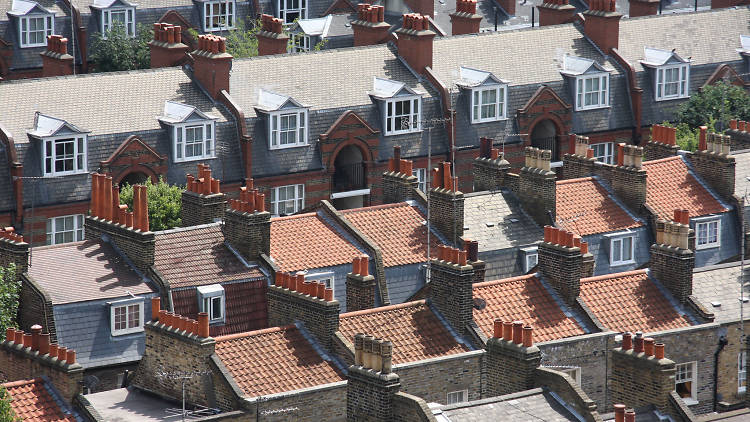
734 150 750 206
71 0 193 12
0 67 228 143
692 261 749 323
435 388 581 421
228 43 439 118
158 101 219 124
28 113 88 138
463 190 542 252
617 8 750 72
0 0 66 18
89 0 137 9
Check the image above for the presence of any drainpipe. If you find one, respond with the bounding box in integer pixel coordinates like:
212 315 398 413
713 335 728 412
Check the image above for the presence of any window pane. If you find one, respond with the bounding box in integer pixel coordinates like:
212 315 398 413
623 237 632 261
613 239 622 262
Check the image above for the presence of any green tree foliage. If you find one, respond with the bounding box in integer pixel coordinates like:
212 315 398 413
188 18 262 58
676 81 750 131
90 22 152 72
0 386 20 422
120 178 182 231
0 265 20 342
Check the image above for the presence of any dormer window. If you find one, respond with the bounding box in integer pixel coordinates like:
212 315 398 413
457 67 508 123
28 114 88 177
256 89 309 149
158 101 217 163
91 0 136 37
561 56 610 111
369 77 423 136
202 0 236 32
197 284 225 324
640 47 690 101
9 0 54 48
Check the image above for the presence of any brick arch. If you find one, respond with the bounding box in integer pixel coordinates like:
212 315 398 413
100 135 167 185
517 85 572 159
328 138 373 171
116 166 160 185
701 64 750 90
319 110 381 171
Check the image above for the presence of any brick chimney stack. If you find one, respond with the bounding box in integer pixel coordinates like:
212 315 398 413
395 14 435 75
562 134 596 179
383 146 419 204
537 0 576 26
486 320 541 396
644 124 679 161
450 0 482 35
518 147 556 227
538 226 589 305
40 35 74 77
346 256 376 312
429 162 464 243
689 128 735 202
224 180 271 262
192 34 232 100
473 137 510 191
429 244 475 336
727 119 750 150
0 227 28 281
583 0 622 54
352 4 390 46
347 334 400 421
465 239 486 283
650 210 695 304
181 163 226 227
149 23 189 68
628 0 659 16
257 14 289 56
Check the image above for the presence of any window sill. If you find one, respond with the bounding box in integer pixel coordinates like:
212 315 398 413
575 105 611 112
471 117 508 124
269 143 309 150
696 243 720 251
655 96 689 102
174 155 216 163
112 327 144 337
44 171 88 177
384 129 422 137
610 260 636 267
204 27 236 32
681 398 699 406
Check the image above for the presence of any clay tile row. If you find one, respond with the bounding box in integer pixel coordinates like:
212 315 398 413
524 146 552 171
5 325 76 365
274 271 334 301
0 226 23 243
650 124 677 146
151 297 210 338
571 134 595 158
700 131 731 155
436 244 468 266
90 173 149 232
620 331 665 359
186 163 221 195
655 209 690 249
544 0 570 5
351 256 370 277
492 319 535 347
228 179 267 213
615 143 643 168
479 137 502 159
731 119 750 133
152 23 183 44
431 161 459 191
543 226 589 253
455 0 478 14
589 0 616 12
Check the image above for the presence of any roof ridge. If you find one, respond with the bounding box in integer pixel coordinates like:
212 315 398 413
2 378 39 388
555 176 594 185
271 212 317 221
581 269 648 283
341 202 411 214
340 299 426 318
153 221 221 236
642 155 681 166
473 274 537 289
0 65 185 87
30 239 91 252
215 324 296 342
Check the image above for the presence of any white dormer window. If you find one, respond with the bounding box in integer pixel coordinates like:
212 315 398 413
28 114 88 177
561 56 610 111
370 77 423 136
158 101 217 162
92 0 136 37
257 89 309 149
279 0 306 24
641 47 690 101
109 297 144 336
203 0 235 32
10 0 54 48
458 67 509 123
197 284 225 323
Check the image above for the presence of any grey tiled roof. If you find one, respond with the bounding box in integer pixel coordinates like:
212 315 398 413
0 0 68 19
692 261 749 323
437 388 581 421
463 190 542 252
70 0 195 11
0 143 14 213
734 150 750 206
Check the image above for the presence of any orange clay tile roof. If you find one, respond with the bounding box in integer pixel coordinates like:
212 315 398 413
643 156 728 220
556 177 642 236
473 275 586 342
338 300 469 364
214 325 344 397
341 203 439 267
579 270 693 333
271 212 363 272
3 379 77 421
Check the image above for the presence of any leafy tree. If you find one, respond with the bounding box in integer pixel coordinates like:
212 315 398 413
676 81 750 131
0 386 20 422
90 22 152 72
120 178 182 231
0 265 19 342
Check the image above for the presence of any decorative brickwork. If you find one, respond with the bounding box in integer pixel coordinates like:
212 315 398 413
726 119 750 150
430 245 474 336
450 0 482 35
538 226 587 306
224 183 271 262
85 216 155 273
347 334 400 421
473 137 510 191
689 129 735 202
650 212 694 305
383 146 419 204
582 0 622 53
518 147 556 227
40 35 73 77
644 124 680 161
0 228 28 279
18 277 56 342
346 257 376 311
181 164 226 227
429 162 464 243
486 321 541 396
99 135 167 184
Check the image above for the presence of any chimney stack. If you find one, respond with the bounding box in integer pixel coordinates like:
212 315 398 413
537 0 576 26
538 226 588 305
0 227 28 281
628 0 659 16
40 35 74 77
486 320 541 396
181 163 226 227
257 14 289 56
149 23 189 68
517 147 556 227
583 0 622 54
450 0 482 35
224 181 270 262
465 238 486 283
395 14 435 75
346 256 376 312
192 34 232 100
473 137 510 191
352 4 390 46
429 162 465 243
429 244 475 337
650 210 694 304
562 134 596 179
727 119 750 150
643 124 679 161
689 128 735 202
598 143 647 214
383 146 419 204
347 334 400 421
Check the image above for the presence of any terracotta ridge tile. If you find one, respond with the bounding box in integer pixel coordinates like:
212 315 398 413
642 155 681 165
555 177 594 185
2 379 39 388
215 324 296 342
32 240 90 251
581 269 648 283
340 299 427 318
341 202 410 214
271 212 317 222
473 274 537 289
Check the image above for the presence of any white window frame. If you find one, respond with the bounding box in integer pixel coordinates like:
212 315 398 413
675 361 698 405
289 33 310 52
306 272 334 295
278 0 307 24
575 74 609 111
203 0 235 32
269 109 308 149
655 64 689 101
197 284 225 324
695 218 720 250
173 122 215 162
384 97 421 136
18 14 54 48
110 298 144 336
739 351 747 395
561 367 582 385
412 168 427 192
42 135 87 177
101 7 135 37
609 234 635 266
591 142 614 164
446 390 468 405
471 85 507 123
521 246 539 273
270 184 305 216
46 214 84 245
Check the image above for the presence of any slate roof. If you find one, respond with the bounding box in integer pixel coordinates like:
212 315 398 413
733 150 750 207
153 223 266 289
270 211 363 272
462 190 542 252
556 177 642 236
435 388 581 422
691 261 749 323
70 0 193 10
579 270 693 333
214 325 344 397
472 275 586 342
3 379 79 422
617 8 750 72
0 67 228 142
341 203 440 267
0 0 67 18
27 239 153 304
643 155 728 220
338 300 469 364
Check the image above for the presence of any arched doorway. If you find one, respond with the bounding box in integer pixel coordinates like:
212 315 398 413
530 119 559 161
332 145 366 209
119 171 149 187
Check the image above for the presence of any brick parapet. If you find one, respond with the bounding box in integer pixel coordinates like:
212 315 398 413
485 337 541 396
598 165 647 215
383 172 419 204
644 141 680 161
561 153 596 180
84 215 155 273
267 284 340 351
346 366 401 421
610 346 676 416
224 208 271 262
181 190 226 227
472 156 510 191
688 150 735 202
346 272 376 312
0 236 28 279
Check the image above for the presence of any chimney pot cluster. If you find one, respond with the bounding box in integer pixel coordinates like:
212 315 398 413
436 244 468 266
274 271 334 301
613 405 636 422
5 327 76 364
402 13 430 31
197 34 227 54
731 119 749 133
492 318 535 347
463 239 479 262
572 134 593 157
0 227 23 243
431 162 458 192
228 181 266 213
655 209 690 249
700 131 731 155
152 23 182 44
356 4 385 22
524 147 552 171
352 256 370 277
479 137 502 160
156 307 209 338
589 0 616 11
91 173 149 232
650 124 677 146
455 0 478 14
387 146 414 176
353 333 393 373
46 34 68 55
621 331 665 359
616 143 643 168
260 14 284 34
543 225 588 254
186 164 221 195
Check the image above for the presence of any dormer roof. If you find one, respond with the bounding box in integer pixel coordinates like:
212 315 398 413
8 0 53 16
293 15 332 37
28 113 88 138
368 77 422 99
737 35 750 55
455 66 508 88
90 0 137 9
559 55 609 77
255 89 306 112
640 47 689 67
158 101 217 124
